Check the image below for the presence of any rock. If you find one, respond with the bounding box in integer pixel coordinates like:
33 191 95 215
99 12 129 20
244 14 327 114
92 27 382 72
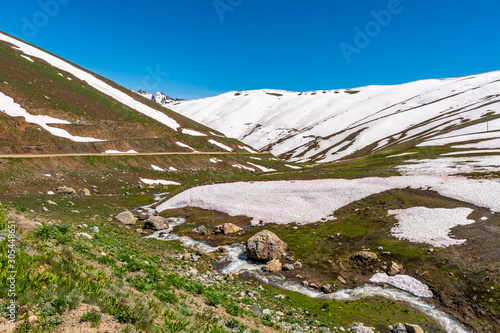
217 247 229 254
246 290 260 298
28 315 38 324
144 216 169 230
47 200 57 206
382 251 391 256
42 207 49 212
404 324 424 333
55 186 77 195
388 261 403 276
282 263 295 271
428 248 434 253
293 260 303 269
252 305 262 316
338 275 347 285
377 246 384 251
262 259 282 272
309 283 319 289
115 211 136 225
192 225 210 235
351 251 378 265
89 227 99 234
321 284 335 294
137 214 150 220
262 309 272 316
76 233 93 240
246 230 288 262
79 188 91 196
392 323 407 333
213 223 243 235
302 280 309 287
351 323 374 333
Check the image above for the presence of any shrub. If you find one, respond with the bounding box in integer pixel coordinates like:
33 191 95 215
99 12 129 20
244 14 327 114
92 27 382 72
110 303 139 324
155 290 178 304
45 314 64 326
80 311 101 327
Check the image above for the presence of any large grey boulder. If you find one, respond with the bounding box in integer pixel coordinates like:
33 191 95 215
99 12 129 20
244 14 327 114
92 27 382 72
115 211 136 225
144 216 169 230
246 229 287 262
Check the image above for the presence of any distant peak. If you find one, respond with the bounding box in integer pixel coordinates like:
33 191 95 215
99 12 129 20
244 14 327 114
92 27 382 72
134 89 185 106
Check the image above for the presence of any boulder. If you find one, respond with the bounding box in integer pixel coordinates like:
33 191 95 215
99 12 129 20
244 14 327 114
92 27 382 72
321 284 335 294
89 227 99 234
192 225 209 235
28 315 39 324
246 229 288 262
79 188 91 196
282 263 295 271
293 260 303 269
351 323 374 333
351 251 378 265
404 324 424 333
137 214 150 221
47 200 57 206
388 261 404 276
262 259 282 272
76 233 93 240
392 323 407 333
55 186 77 196
115 211 136 225
213 223 243 235
144 216 169 230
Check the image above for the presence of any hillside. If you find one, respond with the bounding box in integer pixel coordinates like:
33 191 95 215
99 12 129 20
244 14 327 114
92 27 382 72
168 73 500 163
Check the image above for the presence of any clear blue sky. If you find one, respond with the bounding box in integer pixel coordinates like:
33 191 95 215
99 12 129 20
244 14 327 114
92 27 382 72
1 0 499 99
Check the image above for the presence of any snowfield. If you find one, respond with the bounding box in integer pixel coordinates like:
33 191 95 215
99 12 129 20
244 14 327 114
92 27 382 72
389 207 475 247
0 91 103 142
169 71 500 163
369 274 433 298
157 174 500 225
140 178 180 186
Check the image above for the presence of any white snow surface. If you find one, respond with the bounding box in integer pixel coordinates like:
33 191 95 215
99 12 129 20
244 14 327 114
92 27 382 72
399 156 500 175
169 71 500 163
238 145 258 153
151 165 165 172
0 91 103 142
20 55 34 62
208 139 232 151
246 162 276 172
232 164 255 172
0 32 181 131
453 138 500 149
104 150 138 154
388 207 475 247
181 129 206 136
442 149 500 156
369 274 433 298
175 141 197 152
157 175 500 225
140 178 180 186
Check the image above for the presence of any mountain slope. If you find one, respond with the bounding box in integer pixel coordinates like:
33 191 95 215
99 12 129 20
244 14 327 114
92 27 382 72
0 32 249 155
168 72 500 163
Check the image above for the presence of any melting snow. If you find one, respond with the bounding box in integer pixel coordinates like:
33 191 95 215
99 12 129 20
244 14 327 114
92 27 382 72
453 138 500 149
285 164 302 169
210 158 222 163
175 141 197 152
20 55 34 62
247 162 276 172
140 178 180 186
181 128 206 136
389 207 475 247
0 91 103 142
209 139 232 151
238 145 258 153
370 273 433 298
151 165 165 172
441 149 500 156
232 164 255 172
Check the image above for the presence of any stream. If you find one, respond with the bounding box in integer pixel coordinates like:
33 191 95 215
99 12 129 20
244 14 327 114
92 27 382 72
137 196 470 333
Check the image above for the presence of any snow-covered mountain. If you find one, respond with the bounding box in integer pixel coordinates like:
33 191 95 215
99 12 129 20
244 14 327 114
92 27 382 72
134 90 183 107
166 72 500 163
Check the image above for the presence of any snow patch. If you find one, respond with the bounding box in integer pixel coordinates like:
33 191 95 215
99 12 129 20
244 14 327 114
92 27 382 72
247 162 276 172
238 145 258 153
210 158 222 164
181 128 206 136
175 141 197 152
20 55 34 62
151 165 165 172
209 139 232 151
232 164 255 172
389 207 475 247
370 273 433 298
140 178 180 186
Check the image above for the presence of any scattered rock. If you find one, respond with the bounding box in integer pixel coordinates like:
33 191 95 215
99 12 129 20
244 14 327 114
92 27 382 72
293 260 303 269
382 251 391 256
137 214 150 220
338 275 347 285
302 280 309 287
28 315 38 324
55 186 77 196
351 251 378 265
216 247 228 254
89 227 99 234
428 248 434 253
392 323 406 333
321 284 335 294
76 233 93 240
144 216 169 230
47 200 57 206
262 309 272 316
377 246 384 251
42 207 49 212
262 259 282 272
79 188 91 196
213 223 243 235
282 263 295 271
404 324 424 333
309 283 319 289
387 261 404 276
252 305 262 315
192 225 210 235
246 229 288 262
246 290 260 298
351 323 374 333
115 211 136 225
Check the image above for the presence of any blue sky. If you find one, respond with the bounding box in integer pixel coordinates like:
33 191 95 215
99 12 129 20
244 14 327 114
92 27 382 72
1 0 499 99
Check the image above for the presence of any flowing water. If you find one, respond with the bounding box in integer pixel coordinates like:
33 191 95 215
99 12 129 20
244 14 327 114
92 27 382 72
137 198 470 333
